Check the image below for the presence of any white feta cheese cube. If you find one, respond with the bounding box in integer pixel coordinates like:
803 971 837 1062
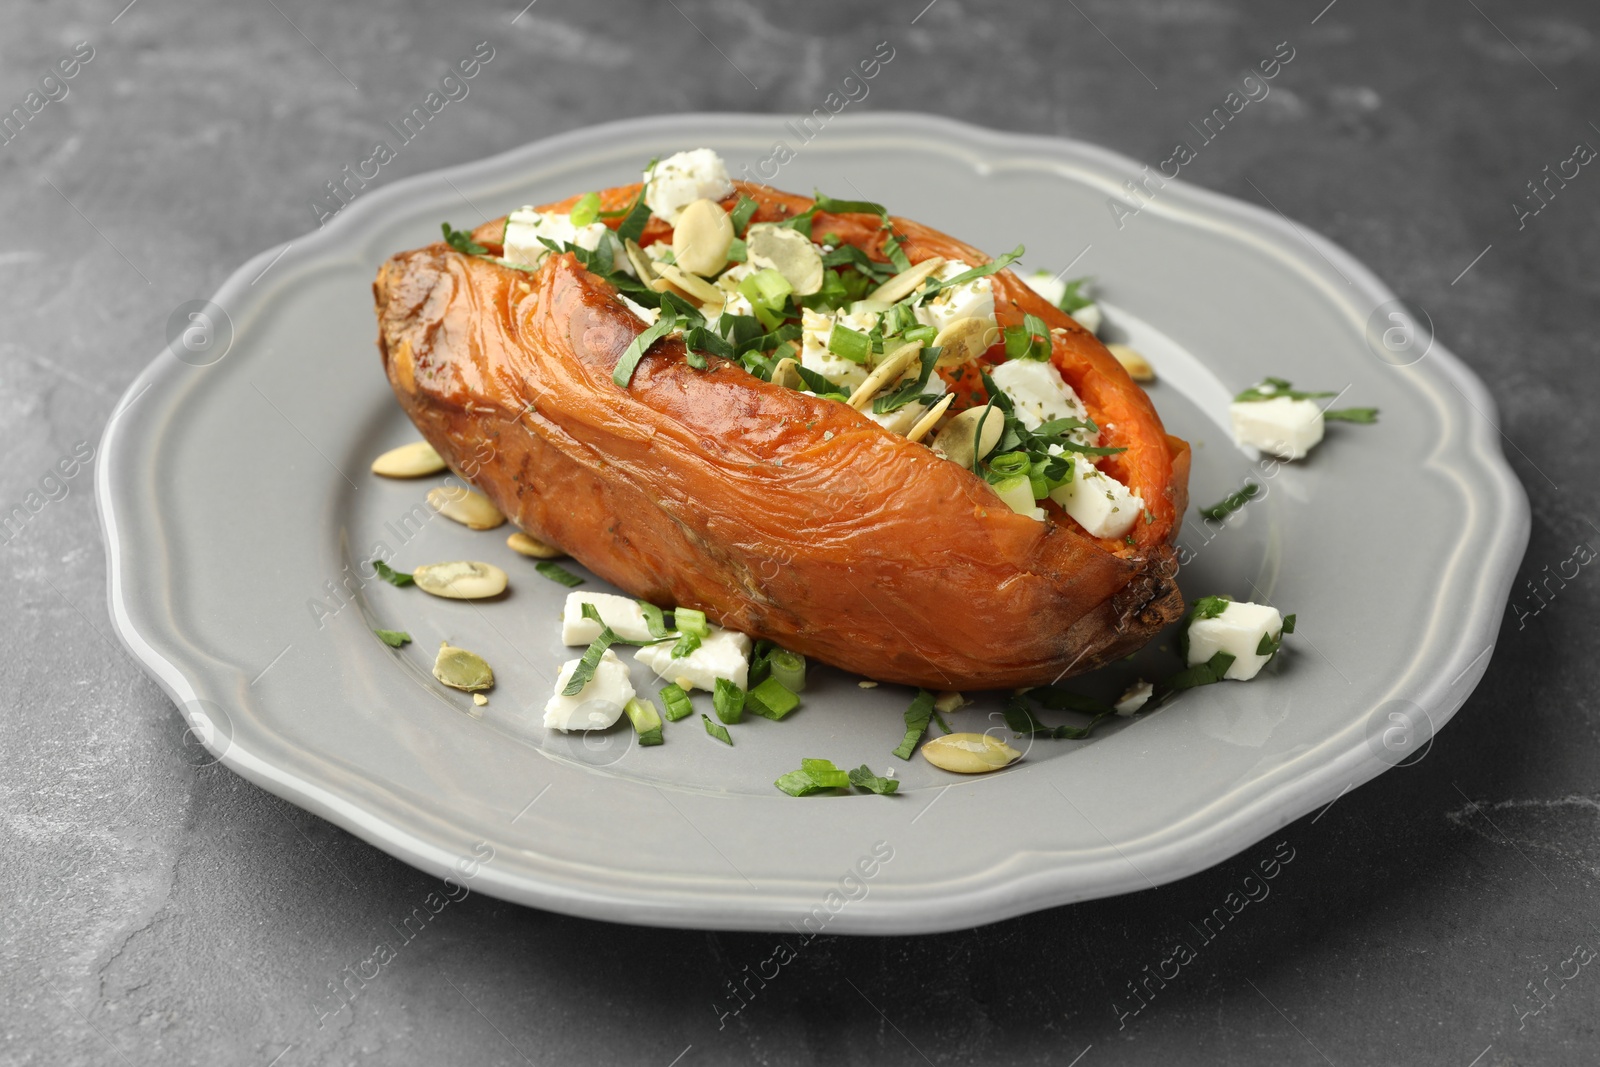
561 592 661 645
1049 455 1145 539
990 358 1092 437
633 625 752 692
1184 600 1285 681
543 649 635 731
1022 270 1066 307
1115 679 1153 716
1230 396 1325 460
1069 302 1103 335
799 307 868 392
644 148 735 225
503 209 613 269
913 260 995 332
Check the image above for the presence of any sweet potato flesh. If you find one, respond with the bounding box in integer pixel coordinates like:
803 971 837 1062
375 182 1187 689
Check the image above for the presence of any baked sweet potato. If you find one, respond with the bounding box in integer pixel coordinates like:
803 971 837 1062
373 179 1188 690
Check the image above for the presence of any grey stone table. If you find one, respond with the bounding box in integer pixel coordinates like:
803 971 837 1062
3 0 1596 1063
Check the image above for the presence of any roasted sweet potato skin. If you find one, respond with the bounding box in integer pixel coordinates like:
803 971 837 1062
374 183 1187 689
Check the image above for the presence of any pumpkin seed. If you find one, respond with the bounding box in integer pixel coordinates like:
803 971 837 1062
1106 342 1156 382
846 341 923 410
931 405 1004 468
921 732 1022 774
412 560 509 600
672 198 735 277
770 357 804 392
746 224 824 295
905 393 954 443
371 440 446 478
623 238 657 282
427 485 505 530
506 531 565 559
866 256 946 305
432 641 495 692
650 262 723 306
932 317 1000 368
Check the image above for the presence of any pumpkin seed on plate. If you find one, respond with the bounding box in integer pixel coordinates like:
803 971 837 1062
1106 342 1156 382
931 405 1004 468
371 440 446 478
671 198 735 277
905 393 954 444
921 732 1022 774
412 560 508 600
746 224 824 295
769 357 804 392
846 341 922 410
506 531 565 559
866 256 946 305
427 485 505 530
624 238 657 282
650 262 723 306
432 641 494 692
932 317 1000 368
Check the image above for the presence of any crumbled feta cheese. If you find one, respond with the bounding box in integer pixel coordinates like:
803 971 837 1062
620 295 659 325
644 148 735 225
560 592 658 645
1069 303 1103 336
634 625 753 692
709 259 756 322
1049 455 1144 539
799 307 869 391
989 358 1093 438
1229 395 1325 460
1022 270 1066 307
543 649 635 731
503 209 613 269
1184 600 1285 681
913 260 995 333
1115 679 1153 716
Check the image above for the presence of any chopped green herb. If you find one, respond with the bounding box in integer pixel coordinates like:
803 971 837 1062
569 192 602 228
712 677 746 724
625 697 664 746
1324 407 1380 423
1003 313 1052 361
729 195 759 235
441 222 488 256
702 714 733 746
1233 377 1338 403
374 628 411 647
1003 695 1116 740
774 757 851 796
535 561 585 587
748 639 777 687
746 676 800 720
612 307 680 388
671 631 702 659
1177 595 1232 661
673 607 709 638
1255 612 1296 658
882 230 913 273
638 601 672 639
1162 651 1237 692
1283 613 1297 634
563 629 615 696
1058 277 1093 315
612 159 657 245
927 244 1025 293
372 559 414 587
848 764 900 795
892 689 936 760
1198 482 1260 521
660 683 694 722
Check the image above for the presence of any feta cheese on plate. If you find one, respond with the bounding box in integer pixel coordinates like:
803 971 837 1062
503 209 613 270
1069 302 1103 336
561 592 659 645
989 358 1092 438
1049 455 1145 539
1022 270 1066 307
634 625 752 693
1230 395 1325 460
1115 679 1153 716
1184 599 1285 681
543 649 635 731
799 307 869 392
644 148 735 225
913 260 995 332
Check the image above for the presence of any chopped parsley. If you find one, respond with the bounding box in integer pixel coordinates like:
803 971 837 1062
1198 482 1260 521
441 222 487 256
1003 690 1117 740
374 628 411 647
1233 377 1338 403
1255 613 1297 657
892 689 936 760
371 559 414 587
848 765 900 795
1162 651 1236 692
534 561 585 587
1057 276 1093 314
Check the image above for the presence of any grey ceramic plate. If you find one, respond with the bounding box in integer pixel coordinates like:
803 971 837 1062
98 113 1528 934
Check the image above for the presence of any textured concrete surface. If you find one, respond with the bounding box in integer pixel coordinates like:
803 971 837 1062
3 0 1598 1064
